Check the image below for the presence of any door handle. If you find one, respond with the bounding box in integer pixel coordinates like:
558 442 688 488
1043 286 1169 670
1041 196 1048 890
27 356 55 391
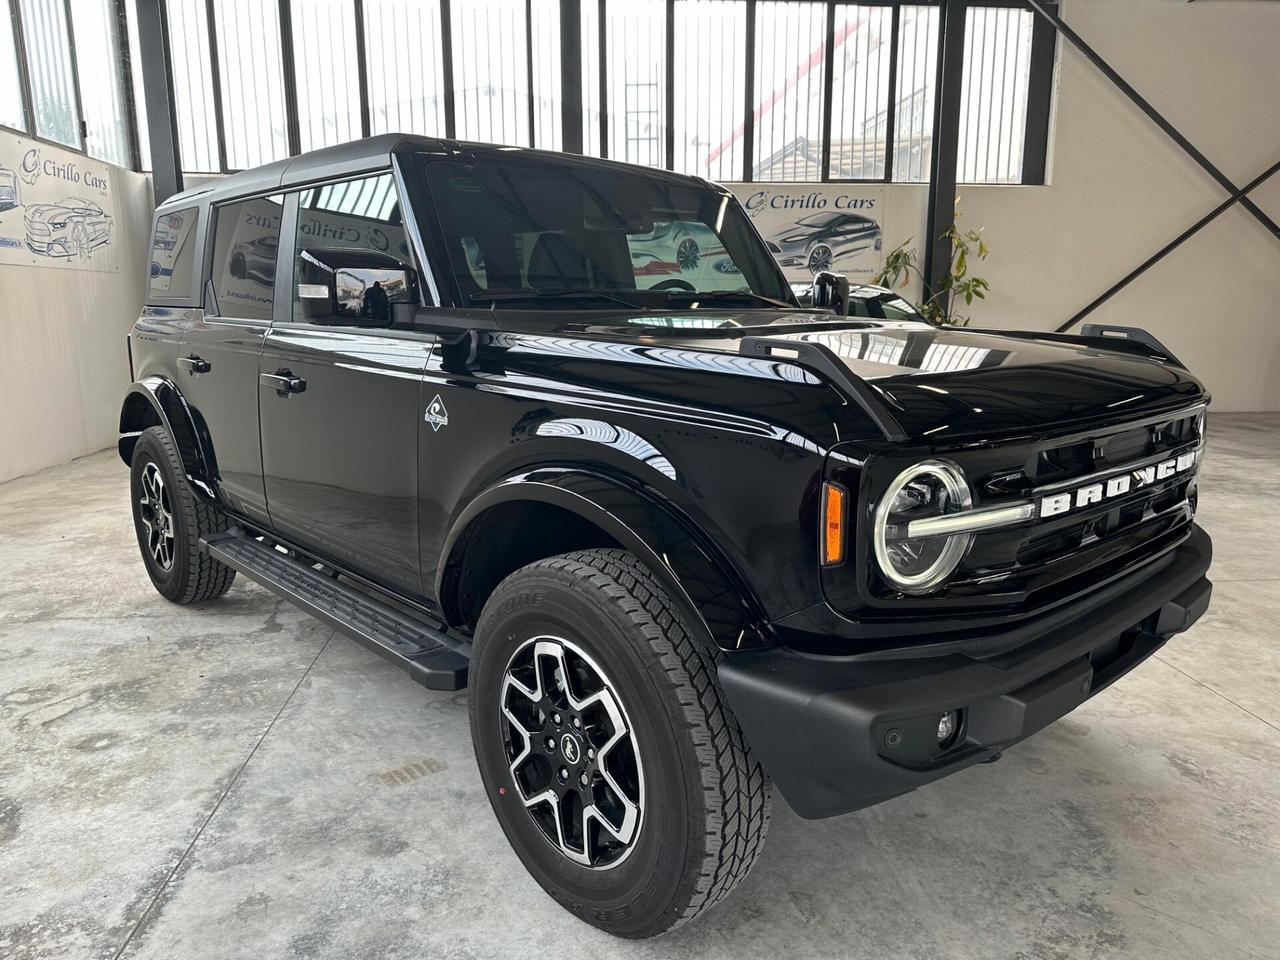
260 371 307 397
178 355 211 375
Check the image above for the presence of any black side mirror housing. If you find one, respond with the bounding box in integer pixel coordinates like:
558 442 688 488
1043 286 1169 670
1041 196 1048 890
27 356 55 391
812 271 850 315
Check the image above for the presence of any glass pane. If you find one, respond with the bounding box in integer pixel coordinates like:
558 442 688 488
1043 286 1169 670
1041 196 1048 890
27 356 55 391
165 0 219 172
958 6 1034 184
148 207 199 298
364 0 447 137
70 0 131 167
452 0 529 146
530 0 562 150
19 0 79 146
292 0 361 151
124 0 150 170
210 195 284 320
672 0 746 182
751 1 826 181
604 0 664 167
295 175 412 327
422 156 793 307
828 4 893 180
213 0 289 169
0 5 25 130
892 5 938 183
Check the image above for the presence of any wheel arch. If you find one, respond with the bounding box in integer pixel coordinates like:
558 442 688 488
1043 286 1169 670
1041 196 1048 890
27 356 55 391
437 470 771 651
118 377 218 500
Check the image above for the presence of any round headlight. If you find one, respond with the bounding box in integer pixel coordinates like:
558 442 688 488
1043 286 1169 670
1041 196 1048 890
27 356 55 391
873 460 973 594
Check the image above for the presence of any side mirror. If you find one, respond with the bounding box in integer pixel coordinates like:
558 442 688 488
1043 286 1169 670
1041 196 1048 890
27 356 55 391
812 271 850 315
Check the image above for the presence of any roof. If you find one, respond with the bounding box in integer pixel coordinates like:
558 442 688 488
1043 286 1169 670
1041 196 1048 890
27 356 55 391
157 135 720 212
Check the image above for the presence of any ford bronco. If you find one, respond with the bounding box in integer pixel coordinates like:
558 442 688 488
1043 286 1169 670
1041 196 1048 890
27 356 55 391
120 135 1212 938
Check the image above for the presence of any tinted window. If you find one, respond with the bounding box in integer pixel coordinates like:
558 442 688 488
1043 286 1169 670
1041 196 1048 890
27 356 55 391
422 158 793 310
209 195 284 321
148 206 199 300
291 174 416 327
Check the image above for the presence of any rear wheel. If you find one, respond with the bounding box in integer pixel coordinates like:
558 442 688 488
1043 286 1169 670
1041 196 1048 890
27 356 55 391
129 426 236 603
469 549 770 938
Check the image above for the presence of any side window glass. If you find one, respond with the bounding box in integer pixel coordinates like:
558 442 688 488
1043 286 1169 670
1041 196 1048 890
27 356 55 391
148 206 198 299
209 195 284 320
292 174 417 327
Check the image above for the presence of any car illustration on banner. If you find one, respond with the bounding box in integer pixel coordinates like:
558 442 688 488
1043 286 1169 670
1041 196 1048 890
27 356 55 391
0 166 19 213
768 211 883 275
229 234 279 286
24 197 113 259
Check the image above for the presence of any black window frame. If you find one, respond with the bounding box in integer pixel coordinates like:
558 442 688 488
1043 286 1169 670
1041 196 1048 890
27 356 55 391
203 190 288 323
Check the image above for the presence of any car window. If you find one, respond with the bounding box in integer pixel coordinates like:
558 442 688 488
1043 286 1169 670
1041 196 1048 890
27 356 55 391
291 173 416 327
423 158 793 310
148 206 199 300
209 195 284 321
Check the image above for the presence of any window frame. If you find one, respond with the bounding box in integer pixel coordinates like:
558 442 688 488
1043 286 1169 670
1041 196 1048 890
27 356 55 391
203 190 288 323
145 203 205 309
270 168 433 331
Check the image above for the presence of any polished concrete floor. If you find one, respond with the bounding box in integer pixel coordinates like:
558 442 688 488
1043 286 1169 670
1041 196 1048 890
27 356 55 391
1 415 1277 960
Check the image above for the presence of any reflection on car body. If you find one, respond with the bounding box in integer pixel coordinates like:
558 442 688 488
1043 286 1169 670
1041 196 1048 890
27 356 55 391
770 210 882 274
230 234 279 285
24 197 113 258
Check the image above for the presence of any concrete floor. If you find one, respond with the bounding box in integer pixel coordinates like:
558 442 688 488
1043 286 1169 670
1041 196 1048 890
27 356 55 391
1 415 1277 960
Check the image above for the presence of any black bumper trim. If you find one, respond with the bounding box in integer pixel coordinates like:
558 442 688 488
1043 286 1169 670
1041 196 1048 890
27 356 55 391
719 525 1212 819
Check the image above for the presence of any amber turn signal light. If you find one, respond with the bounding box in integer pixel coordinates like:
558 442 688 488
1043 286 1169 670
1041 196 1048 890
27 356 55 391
821 481 847 566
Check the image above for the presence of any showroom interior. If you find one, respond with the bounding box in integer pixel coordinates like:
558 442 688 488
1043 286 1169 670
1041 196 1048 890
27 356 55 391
1 0 1277 956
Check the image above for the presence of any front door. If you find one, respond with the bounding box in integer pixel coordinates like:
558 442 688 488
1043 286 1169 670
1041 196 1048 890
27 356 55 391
258 174 431 596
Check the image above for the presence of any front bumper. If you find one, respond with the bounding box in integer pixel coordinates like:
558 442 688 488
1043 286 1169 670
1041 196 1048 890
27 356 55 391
719 525 1213 819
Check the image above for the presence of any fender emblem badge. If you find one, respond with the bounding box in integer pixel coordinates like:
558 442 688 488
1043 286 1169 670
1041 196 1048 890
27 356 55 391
425 395 449 432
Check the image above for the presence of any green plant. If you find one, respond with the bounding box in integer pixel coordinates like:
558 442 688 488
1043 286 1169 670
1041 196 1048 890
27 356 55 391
873 208 990 326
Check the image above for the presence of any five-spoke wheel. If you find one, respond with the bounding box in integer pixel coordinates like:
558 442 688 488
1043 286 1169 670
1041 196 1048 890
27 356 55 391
137 461 175 570
500 635 643 868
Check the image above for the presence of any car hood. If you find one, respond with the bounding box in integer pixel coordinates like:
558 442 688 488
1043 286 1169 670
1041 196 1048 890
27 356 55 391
552 313 1207 441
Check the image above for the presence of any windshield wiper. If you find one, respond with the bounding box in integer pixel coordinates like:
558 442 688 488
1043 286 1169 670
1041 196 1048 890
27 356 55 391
469 288 650 310
662 290 795 309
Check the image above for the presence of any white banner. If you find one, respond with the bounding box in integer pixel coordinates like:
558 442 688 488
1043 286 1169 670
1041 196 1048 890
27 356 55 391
728 183 887 283
0 132 120 274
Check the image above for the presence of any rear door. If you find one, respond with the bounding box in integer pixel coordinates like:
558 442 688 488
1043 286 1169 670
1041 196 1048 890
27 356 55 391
258 173 432 596
178 195 286 524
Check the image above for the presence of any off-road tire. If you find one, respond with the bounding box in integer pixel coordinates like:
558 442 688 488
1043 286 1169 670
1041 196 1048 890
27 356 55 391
130 425 236 603
469 548 771 938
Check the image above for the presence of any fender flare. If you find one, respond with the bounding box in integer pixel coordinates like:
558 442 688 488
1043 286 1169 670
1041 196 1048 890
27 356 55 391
436 468 772 651
118 376 218 500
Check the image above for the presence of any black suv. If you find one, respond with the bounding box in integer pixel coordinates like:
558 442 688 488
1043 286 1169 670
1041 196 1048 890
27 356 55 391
120 136 1212 938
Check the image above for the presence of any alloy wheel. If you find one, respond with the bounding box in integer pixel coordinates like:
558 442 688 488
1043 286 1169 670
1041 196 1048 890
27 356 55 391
808 244 833 274
138 461 176 570
676 237 701 272
499 635 644 869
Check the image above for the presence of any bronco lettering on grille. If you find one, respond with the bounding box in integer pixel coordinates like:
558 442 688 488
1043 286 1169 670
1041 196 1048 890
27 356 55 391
1038 451 1199 519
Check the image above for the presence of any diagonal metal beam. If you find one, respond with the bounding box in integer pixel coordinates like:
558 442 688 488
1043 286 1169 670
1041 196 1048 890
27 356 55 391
1057 159 1280 332
1025 0 1280 243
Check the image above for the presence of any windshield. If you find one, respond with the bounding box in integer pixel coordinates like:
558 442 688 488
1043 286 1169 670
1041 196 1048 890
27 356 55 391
421 157 795 310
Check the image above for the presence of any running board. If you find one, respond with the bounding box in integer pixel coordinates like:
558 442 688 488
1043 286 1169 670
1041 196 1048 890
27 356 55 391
201 531 468 691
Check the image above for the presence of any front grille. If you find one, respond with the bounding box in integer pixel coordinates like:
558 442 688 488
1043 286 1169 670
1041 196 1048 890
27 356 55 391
25 220 50 236
863 404 1204 612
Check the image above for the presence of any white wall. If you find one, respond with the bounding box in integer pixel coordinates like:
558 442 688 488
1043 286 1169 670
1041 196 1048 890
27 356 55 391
0 142 153 483
882 0 1280 412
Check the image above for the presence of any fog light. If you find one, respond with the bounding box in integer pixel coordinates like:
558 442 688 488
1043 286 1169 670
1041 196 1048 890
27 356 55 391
936 710 959 745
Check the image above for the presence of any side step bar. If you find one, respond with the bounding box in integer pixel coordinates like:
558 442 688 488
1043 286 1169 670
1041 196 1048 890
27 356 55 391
201 531 469 691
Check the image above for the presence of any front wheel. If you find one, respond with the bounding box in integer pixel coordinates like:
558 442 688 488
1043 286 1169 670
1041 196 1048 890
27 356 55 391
469 549 771 938
130 426 236 603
